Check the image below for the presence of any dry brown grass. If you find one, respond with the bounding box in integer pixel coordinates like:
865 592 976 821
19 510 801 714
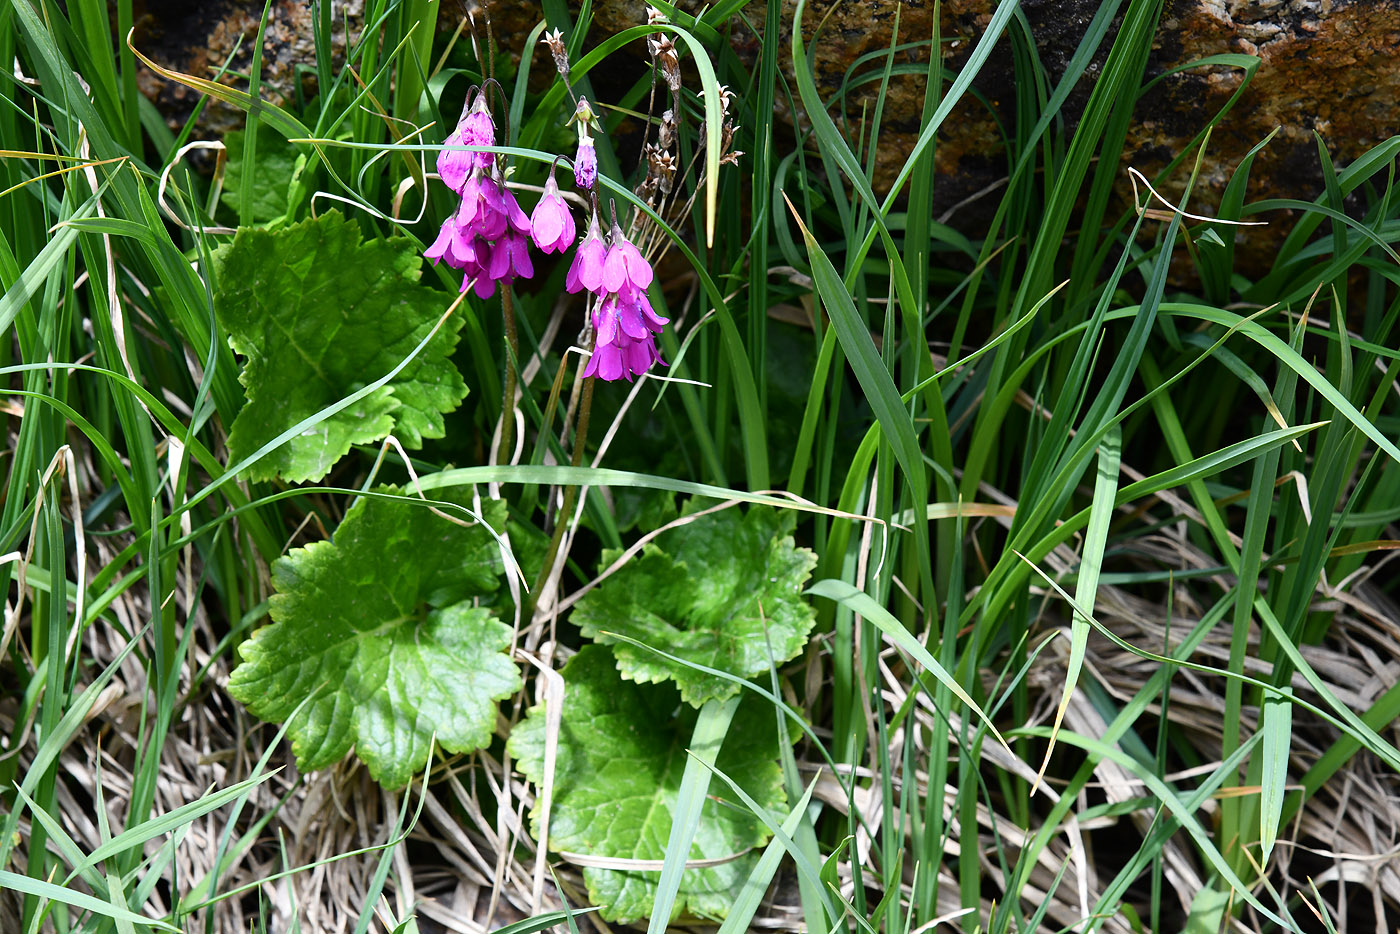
5 509 1399 933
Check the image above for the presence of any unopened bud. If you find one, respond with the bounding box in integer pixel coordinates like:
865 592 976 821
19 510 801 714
569 96 599 132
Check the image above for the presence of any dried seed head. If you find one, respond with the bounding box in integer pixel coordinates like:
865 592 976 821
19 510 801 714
698 84 736 118
717 85 735 117
658 108 677 149
647 5 668 25
649 147 678 194
649 35 681 91
541 28 569 79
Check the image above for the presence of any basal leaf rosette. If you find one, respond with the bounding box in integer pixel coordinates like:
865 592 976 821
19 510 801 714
228 488 519 788
213 210 467 483
571 505 817 705
508 645 785 923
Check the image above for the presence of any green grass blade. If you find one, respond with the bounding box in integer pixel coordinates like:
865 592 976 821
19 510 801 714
1036 426 1121 790
645 697 741 934
0 870 179 931
807 579 1007 754
1259 687 1293 866
715 776 819 934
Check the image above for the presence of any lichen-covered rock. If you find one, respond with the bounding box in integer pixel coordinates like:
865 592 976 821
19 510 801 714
1131 1 1400 272
131 0 364 141
131 0 1400 273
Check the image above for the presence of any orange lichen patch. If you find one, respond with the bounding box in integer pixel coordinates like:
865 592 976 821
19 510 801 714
1126 2 1400 277
132 0 333 140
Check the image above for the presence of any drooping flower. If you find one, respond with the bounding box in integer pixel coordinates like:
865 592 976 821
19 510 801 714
583 283 667 382
426 87 542 298
424 213 465 268
530 171 576 254
601 223 653 292
616 282 668 334
489 230 535 285
566 213 607 294
460 103 497 171
438 125 474 193
458 174 508 240
438 95 497 193
461 244 498 299
584 286 667 382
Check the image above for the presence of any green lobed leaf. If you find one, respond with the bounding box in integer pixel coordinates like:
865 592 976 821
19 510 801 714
213 211 467 482
228 489 519 788
572 505 817 706
508 645 786 923
221 124 297 222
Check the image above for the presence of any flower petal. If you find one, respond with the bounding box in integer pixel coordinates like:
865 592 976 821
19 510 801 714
601 246 628 293
594 342 623 380
531 200 564 252
617 299 648 339
594 303 619 346
513 236 534 279
424 218 455 265
620 241 653 289
578 239 607 293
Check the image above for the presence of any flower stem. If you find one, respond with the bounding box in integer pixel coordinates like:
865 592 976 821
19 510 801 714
528 372 594 622
498 281 519 465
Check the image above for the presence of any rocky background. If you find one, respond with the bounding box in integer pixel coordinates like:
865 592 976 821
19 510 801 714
129 0 1400 274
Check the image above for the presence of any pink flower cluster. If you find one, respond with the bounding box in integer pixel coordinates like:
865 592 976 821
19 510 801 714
567 215 667 381
425 96 533 299
425 93 666 382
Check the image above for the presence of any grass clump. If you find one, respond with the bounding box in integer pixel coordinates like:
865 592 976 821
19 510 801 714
2 1 1399 932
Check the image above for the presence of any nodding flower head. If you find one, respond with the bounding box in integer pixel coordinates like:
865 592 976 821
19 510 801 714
530 171 576 254
487 230 535 287
602 223 653 293
438 94 497 191
456 171 531 244
424 212 475 271
566 213 607 294
437 125 474 194
460 94 498 170
584 284 667 381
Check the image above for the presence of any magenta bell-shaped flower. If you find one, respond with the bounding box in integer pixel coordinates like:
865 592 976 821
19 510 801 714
583 283 667 382
530 172 576 254
489 231 535 284
438 95 497 192
439 101 495 192
438 125 474 193
460 108 496 171
566 213 607 294
424 213 466 268
602 223 653 292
